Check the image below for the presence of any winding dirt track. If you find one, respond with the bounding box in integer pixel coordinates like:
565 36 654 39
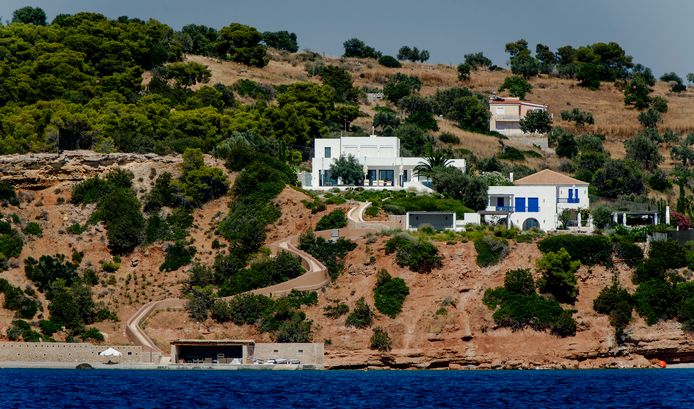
125 202 391 356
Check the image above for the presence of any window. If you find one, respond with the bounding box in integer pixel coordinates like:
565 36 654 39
528 198 539 212
515 197 526 212
298 349 304 353
324 147 331 158
496 197 504 208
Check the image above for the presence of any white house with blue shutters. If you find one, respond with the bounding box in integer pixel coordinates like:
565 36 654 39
304 135 466 191
482 169 590 231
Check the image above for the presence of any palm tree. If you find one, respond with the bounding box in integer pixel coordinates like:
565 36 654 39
414 149 453 178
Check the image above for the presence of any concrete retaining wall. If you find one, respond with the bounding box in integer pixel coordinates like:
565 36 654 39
0 342 161 364
251 343 324 367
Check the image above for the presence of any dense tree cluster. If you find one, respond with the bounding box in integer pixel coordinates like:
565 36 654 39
397 46 430 62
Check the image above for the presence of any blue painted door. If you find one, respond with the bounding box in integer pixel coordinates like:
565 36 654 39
568 189 574 202
515 197 526 212
496 197 504 208
528 198 539 212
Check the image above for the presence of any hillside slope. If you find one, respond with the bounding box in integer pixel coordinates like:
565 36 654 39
186 51 694 163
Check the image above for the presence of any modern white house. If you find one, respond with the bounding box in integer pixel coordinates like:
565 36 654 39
303 135 466 191
489 96 548 137
481 169 590 231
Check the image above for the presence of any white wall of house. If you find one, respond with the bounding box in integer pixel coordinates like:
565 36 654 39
486 184 589 231
307 136 465 190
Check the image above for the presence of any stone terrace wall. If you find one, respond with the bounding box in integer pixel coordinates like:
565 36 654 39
0 342 161 363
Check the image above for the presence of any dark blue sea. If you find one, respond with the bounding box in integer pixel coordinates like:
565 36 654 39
0 368 692 408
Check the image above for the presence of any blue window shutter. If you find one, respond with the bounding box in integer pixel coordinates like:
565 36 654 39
528 198 539 212
515 197 526 212
568 189 574 200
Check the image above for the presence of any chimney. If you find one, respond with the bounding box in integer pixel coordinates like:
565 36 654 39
371 126 376 137
509 172 514 182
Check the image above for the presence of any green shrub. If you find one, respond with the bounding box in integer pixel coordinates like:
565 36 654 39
536 248 580 304
678 296 694 331
364 205 380 217
345 297 373 328
227 293 275 325
7 320 40 342
0 278 40 319
100 257 121 273
82 269 99 286
538 234 612 265
593 281 633 338
483 268 577 337
385 234 443 273
299 229 356 280
144 172 182 212
315 209 347 231
0 181 19 206
66 223 86 235
210 299 233 322
613 239 644 267
71 177 112 205
474 236 509 267
634 279 678 325
187 285 214 322
23 222 42 237
274 312 312 343
219 251 304 295
373 269 409 318
93 187 145 254
439 132 460 144
178 148 229 207
24 254 79 293
160 241 197 272
39 320 61 337
649 240 687 270
378 55 401 68
498 146 525 161
80 327 105 342
283 290 318 308
0 228 23 262
324 302 349 318
386 195 472 217
503 269 535 296
370 327 392 351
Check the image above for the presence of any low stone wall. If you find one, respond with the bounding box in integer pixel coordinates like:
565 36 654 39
251 343 324 367
0 342 161 364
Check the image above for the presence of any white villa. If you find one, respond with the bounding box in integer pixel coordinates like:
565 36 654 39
303 135 466 191
489 96 548 137
481 169 590 231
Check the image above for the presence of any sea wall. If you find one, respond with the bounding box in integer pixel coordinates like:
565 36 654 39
0 342 161 364
252 343 324 367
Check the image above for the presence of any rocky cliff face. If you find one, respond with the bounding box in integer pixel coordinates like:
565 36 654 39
0 150 188 189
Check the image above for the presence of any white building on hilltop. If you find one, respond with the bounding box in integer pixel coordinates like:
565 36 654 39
481 169 590 231
302 135 466 191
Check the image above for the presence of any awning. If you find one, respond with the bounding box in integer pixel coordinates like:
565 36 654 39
99 347 122 357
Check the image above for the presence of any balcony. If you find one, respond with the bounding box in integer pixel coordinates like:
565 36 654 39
494 206 514 212
557 198 580 204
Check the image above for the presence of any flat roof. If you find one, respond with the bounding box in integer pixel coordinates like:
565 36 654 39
171 339 255 346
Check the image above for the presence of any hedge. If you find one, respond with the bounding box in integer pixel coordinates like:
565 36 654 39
538 234 612 265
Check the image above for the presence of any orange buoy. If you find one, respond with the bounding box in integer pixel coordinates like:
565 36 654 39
658 360 667 368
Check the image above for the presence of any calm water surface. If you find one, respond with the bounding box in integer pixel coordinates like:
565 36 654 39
0 368 692 408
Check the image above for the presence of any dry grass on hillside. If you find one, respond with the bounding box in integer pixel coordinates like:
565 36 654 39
187 50 694 163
